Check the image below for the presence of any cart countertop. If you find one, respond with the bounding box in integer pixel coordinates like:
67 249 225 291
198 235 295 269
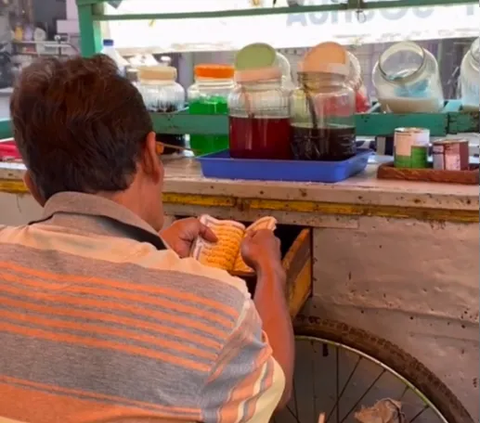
0 158 478 217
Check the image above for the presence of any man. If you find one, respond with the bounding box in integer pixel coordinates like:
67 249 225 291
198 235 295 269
0 55 294 422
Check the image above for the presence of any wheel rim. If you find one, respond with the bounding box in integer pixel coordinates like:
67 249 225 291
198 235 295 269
274 336 449 423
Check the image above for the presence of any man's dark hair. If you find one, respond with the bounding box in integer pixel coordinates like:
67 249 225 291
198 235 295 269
10 55 153 200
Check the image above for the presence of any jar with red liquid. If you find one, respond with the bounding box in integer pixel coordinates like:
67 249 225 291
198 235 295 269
228 67 291 160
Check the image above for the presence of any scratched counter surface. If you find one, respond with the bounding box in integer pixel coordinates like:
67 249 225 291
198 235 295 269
0 158 479 420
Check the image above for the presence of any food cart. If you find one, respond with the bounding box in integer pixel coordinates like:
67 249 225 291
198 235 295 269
0 1 478 422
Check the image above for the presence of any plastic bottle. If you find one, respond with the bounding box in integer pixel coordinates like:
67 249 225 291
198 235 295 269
101 39 128 76
188 64 235 156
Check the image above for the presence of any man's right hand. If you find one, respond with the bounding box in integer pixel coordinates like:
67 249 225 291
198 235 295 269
241 229 283 274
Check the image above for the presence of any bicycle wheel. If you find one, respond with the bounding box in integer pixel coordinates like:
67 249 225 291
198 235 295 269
274 316 473 423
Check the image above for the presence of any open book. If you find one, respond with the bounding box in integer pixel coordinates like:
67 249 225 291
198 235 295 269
190 215 277 273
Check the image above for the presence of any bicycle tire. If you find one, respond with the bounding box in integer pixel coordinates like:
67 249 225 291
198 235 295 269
294 315 474 423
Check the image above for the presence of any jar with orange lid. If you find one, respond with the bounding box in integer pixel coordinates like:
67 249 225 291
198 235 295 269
138 66 186 154
188 64 235 155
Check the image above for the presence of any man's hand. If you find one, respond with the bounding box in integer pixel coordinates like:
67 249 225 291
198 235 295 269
241 229 283 274
160 218 217 258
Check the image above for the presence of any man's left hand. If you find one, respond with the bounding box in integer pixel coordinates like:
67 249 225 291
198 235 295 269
160 217 217 258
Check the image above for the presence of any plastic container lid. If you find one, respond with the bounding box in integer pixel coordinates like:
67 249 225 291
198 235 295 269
103 39 114 47
300 42 349 75
195 64 234 79
138 66 177 81
234 43 277 71
234 66 282 83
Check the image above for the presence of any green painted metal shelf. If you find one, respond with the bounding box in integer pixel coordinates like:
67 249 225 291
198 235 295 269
0 101 477 140
151 101 478 137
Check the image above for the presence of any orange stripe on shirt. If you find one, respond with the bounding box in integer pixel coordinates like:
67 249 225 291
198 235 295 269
0 296 221 350
244 358 276 421
0 375 199 415
0 321 210 372
208 306 267 383
0 281 228 340
0 261 238 318
1 271 234 329
0 309 217 362
0 381 200 423
217 360 268 423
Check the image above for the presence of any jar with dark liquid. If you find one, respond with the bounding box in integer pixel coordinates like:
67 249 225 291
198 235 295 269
228 67 291 160
137 66 186 154
290 70 356 161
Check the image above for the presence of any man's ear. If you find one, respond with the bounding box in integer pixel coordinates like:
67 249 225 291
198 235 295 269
24 170 46 207
141 131 162 184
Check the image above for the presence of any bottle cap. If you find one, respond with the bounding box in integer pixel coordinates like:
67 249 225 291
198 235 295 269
103 39 114 47
195 64 234 79
234 43 277 71
300 42 349 76
138 66 177 81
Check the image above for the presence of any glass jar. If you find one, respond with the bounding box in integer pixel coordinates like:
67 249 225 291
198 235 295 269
275 52 295 91
228 67 291 160
188 64 235 156
372 42 444 113
460 37 479 111
290 70 356 161
137 66 186 153
347 51 370 113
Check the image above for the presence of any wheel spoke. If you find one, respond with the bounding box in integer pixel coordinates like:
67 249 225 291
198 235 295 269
286 405 301 423
286 335 455 423
336 347 340 423
326 355 362 423
409 405 429 423
399 385 409 401
339 369 387 423
293 377 299 419
312 340 318 421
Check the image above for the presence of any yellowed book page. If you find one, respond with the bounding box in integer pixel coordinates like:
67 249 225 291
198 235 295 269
191 215 246 271
233 216 277 273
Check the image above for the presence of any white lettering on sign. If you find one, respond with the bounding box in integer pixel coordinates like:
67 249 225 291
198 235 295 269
286 0 475 26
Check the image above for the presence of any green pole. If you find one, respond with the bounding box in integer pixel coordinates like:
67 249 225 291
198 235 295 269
77 3 103 57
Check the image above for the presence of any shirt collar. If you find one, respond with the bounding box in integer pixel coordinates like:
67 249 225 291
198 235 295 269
30 192 166 250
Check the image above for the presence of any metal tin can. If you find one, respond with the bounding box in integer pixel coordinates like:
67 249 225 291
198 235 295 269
375 134 394 156
432 139 469 171
394 128 430 168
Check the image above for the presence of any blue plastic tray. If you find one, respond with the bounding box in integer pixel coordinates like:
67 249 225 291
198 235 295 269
197 149 372 183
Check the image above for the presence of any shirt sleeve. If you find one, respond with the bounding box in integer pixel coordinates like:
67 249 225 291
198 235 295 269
199 299 285 423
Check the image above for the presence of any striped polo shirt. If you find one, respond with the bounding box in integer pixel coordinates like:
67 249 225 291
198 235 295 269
0 192 284 423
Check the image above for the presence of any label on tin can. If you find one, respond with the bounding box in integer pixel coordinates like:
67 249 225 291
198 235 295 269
445 153 461 171
432 139 469 171
394 128 430 168
432 144 445 170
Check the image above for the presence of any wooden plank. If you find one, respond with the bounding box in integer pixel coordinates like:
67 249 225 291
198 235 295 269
283 229 312 318
0 178 477 223
231 228 312 319
377 162 479 185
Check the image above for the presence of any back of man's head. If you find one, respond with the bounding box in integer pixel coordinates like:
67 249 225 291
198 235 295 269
10 55 153 201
